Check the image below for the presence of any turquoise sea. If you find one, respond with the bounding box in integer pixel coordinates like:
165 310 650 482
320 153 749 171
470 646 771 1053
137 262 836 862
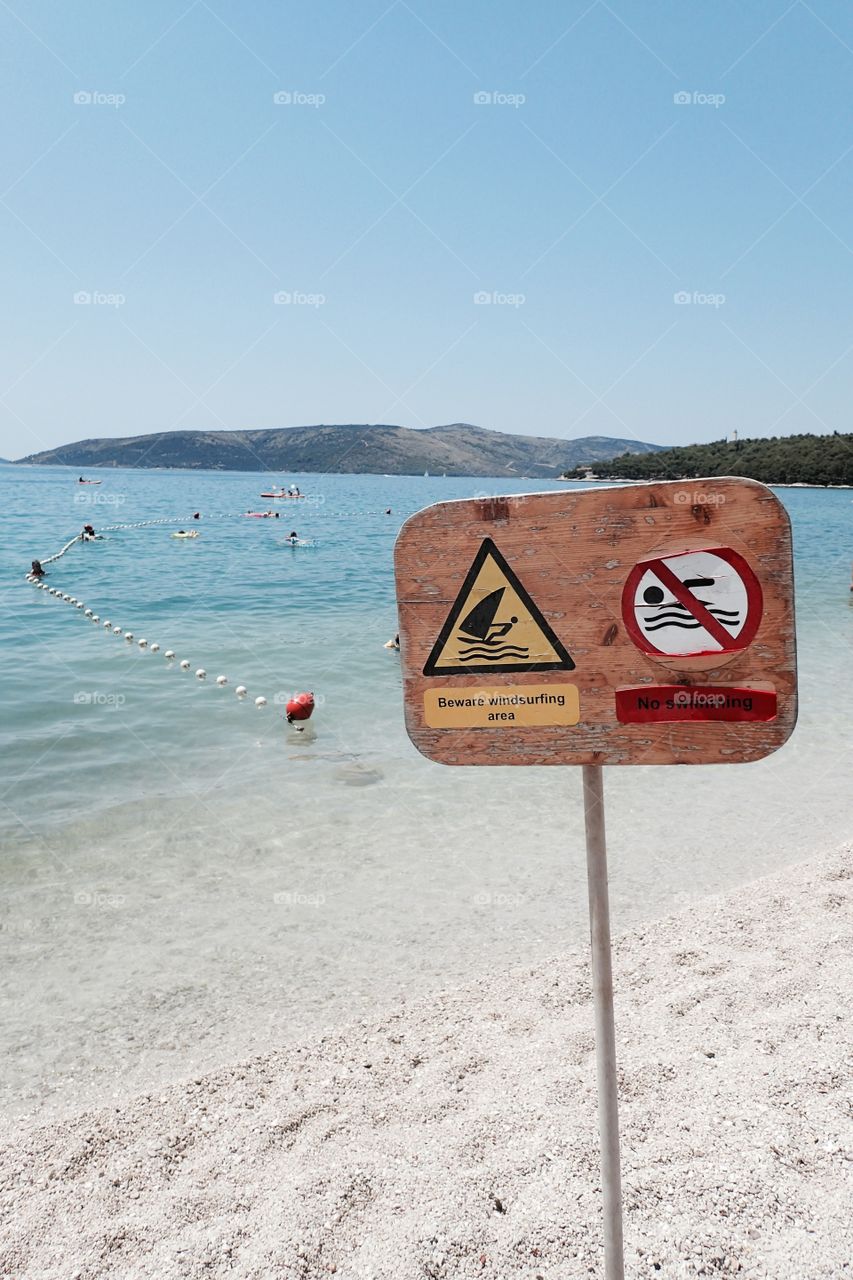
1 464 851 1118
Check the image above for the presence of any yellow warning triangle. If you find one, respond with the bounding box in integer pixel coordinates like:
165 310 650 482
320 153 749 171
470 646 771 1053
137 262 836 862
423 538 575 676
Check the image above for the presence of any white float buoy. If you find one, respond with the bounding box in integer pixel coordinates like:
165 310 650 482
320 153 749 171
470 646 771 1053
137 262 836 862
215 675 227 686
113 627 122 635
69 597 77 604
124 632 134 642
150 643 160 653
84 609 92 617
92 615 99 623
164 650 176 660
104 620 111 628
76 602 84 609
180 660 190 670
138 638 148 648
235 686 248 698
255 696 267 708
195 668 206 679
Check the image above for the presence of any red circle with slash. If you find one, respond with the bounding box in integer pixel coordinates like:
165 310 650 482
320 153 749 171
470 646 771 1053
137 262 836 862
622 546 764 663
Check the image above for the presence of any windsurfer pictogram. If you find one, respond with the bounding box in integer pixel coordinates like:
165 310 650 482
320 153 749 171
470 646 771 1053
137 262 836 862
423 538 575 676
455 588 528 662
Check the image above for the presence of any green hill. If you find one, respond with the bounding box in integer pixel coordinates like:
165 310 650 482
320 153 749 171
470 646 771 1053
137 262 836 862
562 432 853 487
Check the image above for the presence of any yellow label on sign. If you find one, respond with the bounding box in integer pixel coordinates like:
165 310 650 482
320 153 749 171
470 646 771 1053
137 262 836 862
423 538 574 676
424 684 580 728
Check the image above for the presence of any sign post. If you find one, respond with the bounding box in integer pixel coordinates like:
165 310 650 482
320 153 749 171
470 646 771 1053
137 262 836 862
394 478 797 1276
583 763 623 1280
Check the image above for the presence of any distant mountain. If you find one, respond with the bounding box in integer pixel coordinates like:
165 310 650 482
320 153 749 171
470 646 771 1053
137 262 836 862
562 431 853 487
14 423 663 478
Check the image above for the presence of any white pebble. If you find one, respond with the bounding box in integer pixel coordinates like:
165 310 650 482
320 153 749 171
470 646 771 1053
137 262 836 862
255 696 267 708
195 668 206 680
215 675 227 686
180 660 190 670
235 686 248 698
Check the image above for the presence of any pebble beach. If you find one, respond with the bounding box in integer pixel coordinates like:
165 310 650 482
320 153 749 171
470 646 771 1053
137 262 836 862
1 843 850 1279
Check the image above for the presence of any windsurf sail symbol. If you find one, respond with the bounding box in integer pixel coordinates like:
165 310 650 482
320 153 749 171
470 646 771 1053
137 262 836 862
455 588 528 661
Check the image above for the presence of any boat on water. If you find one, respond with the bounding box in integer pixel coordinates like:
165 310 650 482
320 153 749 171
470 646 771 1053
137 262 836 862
77 478 102 484
260 491 305 499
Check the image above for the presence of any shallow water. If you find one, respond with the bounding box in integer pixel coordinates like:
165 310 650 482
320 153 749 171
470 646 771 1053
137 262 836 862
1 464 851 1118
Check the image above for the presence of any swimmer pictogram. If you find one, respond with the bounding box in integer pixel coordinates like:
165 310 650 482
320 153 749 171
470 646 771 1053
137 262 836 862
423 538 574 676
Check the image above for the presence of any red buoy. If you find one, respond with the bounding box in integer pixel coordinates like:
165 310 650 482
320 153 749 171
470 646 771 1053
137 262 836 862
286 691 315 723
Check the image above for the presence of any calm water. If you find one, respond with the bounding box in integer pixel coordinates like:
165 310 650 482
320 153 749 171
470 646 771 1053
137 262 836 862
1 464 851 1118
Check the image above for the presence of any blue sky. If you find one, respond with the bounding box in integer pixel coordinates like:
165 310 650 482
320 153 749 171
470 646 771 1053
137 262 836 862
2 0 853 457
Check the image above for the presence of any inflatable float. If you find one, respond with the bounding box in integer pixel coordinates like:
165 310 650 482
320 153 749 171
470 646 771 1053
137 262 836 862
171 530 200 539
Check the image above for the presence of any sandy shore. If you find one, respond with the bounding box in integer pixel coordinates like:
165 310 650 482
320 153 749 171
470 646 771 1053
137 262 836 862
1 845 850 1279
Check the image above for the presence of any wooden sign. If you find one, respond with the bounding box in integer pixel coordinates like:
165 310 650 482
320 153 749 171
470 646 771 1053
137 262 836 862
394 478 797 767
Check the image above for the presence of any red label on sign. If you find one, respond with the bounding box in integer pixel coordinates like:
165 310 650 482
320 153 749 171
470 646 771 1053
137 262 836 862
615 685 777 724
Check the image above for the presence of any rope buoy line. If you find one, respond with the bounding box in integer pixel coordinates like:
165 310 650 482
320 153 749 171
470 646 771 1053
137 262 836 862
98 508 411 531
26 574 273 709
23 519 326 721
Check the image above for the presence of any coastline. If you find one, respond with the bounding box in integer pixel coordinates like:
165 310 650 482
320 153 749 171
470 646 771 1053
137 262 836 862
1 844 850 1279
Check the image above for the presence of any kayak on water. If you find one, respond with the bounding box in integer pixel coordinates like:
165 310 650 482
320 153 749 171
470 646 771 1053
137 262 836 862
260 493 304 499
77 479 102 484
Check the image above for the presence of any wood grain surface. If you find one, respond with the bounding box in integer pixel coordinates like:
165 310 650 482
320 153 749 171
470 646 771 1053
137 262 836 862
393 478 797 766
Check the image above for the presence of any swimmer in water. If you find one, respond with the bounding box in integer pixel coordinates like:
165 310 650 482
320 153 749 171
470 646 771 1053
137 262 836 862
31 559 45 579
384 633 400 650
287 530 299 543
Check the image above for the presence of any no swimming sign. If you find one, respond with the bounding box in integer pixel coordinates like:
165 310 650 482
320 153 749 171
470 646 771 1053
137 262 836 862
394 479 797 767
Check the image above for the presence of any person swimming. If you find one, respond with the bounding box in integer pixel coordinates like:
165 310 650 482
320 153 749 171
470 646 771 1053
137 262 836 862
384 633 400 650
31 559 45 579
287 530 299 543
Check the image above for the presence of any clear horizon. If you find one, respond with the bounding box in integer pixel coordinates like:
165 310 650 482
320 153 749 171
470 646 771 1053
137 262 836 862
3 2 852 459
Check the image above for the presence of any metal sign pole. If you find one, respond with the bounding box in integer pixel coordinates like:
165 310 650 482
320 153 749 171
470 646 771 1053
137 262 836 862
582 763 625 1280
